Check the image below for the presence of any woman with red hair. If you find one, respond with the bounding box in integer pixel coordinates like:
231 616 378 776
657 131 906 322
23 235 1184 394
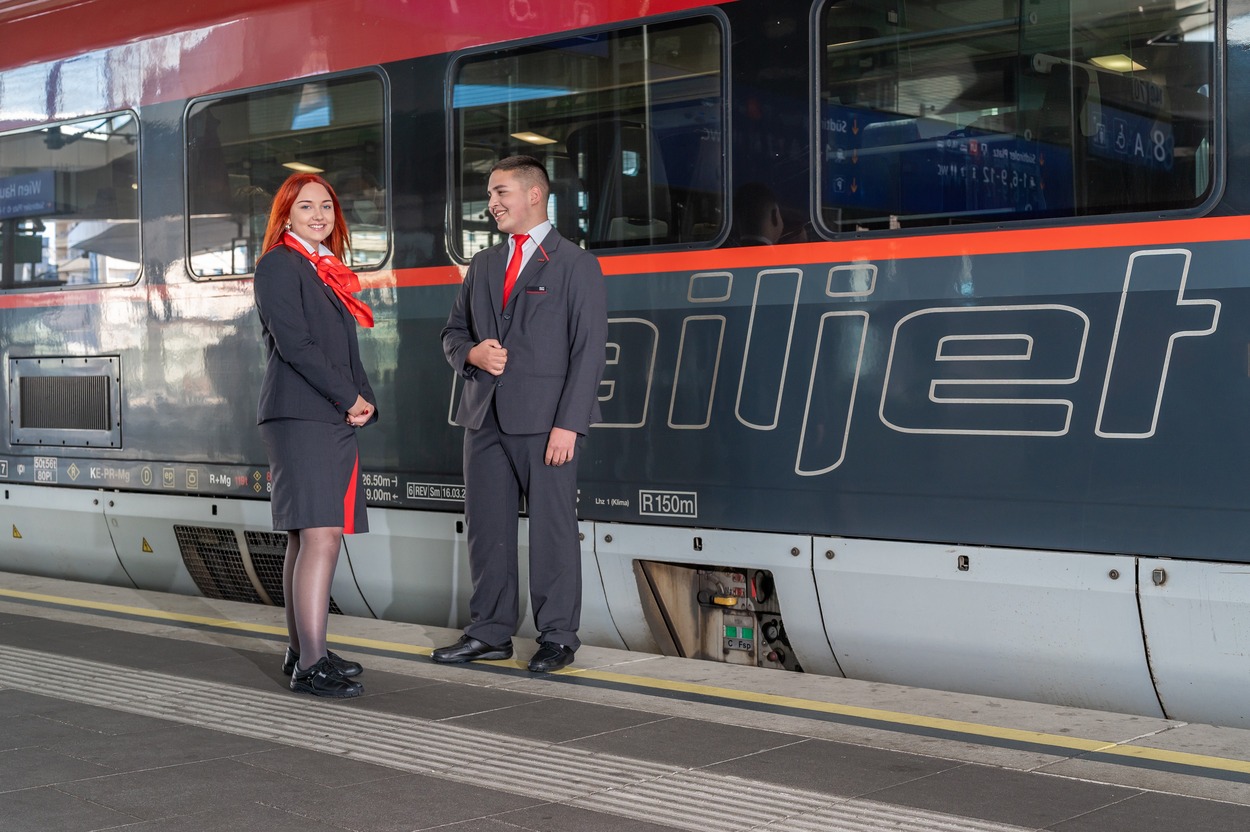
254 173 377 698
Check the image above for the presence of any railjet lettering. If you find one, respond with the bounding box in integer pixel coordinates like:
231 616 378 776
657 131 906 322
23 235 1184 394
480 249 1220 476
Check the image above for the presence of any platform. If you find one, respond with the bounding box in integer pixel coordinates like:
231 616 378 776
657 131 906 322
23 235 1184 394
4 571 1250 832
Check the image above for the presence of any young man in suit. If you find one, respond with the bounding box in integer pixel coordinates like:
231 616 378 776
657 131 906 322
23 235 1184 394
437 155 608 672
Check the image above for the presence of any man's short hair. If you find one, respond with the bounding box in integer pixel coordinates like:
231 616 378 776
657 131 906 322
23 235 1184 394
491 155 550 198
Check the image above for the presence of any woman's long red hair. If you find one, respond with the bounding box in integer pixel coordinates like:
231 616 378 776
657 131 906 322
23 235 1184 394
260 173 351 259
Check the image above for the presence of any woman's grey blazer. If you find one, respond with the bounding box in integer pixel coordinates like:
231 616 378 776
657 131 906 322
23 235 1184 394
254 245 377 425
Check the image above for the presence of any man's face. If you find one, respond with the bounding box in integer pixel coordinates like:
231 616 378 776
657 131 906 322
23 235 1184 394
487 169 541 236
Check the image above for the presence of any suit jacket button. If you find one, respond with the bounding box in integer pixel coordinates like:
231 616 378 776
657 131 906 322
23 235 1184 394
502 313 511 320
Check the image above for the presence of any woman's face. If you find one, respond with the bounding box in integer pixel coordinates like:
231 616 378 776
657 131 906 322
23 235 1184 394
288 182 335 246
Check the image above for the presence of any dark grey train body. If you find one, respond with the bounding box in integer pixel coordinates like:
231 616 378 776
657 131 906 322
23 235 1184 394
2 0 1249 728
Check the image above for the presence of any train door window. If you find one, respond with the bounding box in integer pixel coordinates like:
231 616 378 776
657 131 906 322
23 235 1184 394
0 112 139 290
450 15 726 258
186 74 387 277
817 0 1215 233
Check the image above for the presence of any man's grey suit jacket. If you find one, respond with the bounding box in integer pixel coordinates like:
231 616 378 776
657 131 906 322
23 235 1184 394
442 230 607 436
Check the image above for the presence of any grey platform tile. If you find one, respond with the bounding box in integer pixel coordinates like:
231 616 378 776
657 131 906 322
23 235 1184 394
0 610 34 626
0 784 140 832
446 697 667 743
1049 791 1250 832
0 617 114 647
563 715 801 768
105 802 350 832
867 763 1143 828
63 628 244 670
155 650 290 693
47 722 283 770
345 668 449 698
56 756 327 820
484 803 683 832
35 701 180 736
706 736 965 797
264 770 543 832
239 744 415 788
0 688 77 716
1 713 103 752
361 680 547 721
0 746 113 791
431 823 528 832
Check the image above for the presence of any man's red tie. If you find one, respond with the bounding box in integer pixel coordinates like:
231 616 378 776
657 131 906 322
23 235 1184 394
502 233 529 310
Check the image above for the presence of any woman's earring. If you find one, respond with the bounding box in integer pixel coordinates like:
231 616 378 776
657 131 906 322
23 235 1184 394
284 221 291 230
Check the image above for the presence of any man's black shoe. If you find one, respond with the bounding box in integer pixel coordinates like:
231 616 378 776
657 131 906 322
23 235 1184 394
290 656 363 698
431 634 514 663
282 647 363 678
527 642 575 673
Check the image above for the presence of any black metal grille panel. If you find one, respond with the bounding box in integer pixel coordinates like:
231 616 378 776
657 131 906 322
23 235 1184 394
175 525 262 604
245 531 289 606
243 530 343 615
20 375 110 430
9 356 122 448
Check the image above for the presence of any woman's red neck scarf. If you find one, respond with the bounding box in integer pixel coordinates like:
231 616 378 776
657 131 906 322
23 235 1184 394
281 232 374 328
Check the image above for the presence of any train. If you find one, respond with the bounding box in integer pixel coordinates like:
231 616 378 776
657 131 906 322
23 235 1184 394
3 0 1250 727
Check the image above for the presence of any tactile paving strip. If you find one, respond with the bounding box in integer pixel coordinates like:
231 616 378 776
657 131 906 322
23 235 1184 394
2 644 1035 832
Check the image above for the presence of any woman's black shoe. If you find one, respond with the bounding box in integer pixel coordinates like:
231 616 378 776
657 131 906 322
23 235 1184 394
283 647 363 678
290 656 363 698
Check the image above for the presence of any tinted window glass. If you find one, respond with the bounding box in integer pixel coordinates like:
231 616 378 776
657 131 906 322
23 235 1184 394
452 17 725 257
818 0 1215 232
186 75 387 276
0 112 139 289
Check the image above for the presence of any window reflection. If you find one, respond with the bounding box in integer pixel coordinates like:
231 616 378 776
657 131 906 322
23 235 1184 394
452 17 726 257
186 75 387 276
0 112 139 290
818 0 1215 232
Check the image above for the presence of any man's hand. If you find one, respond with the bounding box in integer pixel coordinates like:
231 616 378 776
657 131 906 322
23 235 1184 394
468 339 508 376
545 427 577 466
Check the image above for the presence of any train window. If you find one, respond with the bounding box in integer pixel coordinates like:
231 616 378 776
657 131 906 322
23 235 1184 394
451 16 726 258
817 0 1215 232
186 74 387 277
0 112 139 290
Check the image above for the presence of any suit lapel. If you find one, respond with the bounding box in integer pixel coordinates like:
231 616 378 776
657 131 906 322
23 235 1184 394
510 235 552 301
304 259 347 319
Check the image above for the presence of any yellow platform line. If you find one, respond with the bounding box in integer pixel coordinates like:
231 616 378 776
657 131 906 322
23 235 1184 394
4 585 1249 777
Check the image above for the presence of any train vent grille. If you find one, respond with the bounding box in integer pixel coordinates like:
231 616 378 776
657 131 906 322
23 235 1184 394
175 525 263 604
9 356 122 448
20 375 110 430
244 531 342 615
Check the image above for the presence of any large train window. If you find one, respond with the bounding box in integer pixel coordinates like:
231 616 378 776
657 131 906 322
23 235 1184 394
186 74 387 277
817 0 1215 232
0 112 139 290
451 16 726 257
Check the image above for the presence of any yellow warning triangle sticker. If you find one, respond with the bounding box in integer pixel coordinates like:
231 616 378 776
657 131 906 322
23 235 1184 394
11 525 21 539
141 538 153 553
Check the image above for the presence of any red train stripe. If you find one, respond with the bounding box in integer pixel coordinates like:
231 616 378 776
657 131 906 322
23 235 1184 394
1 214 1245 310
594 214 1250 277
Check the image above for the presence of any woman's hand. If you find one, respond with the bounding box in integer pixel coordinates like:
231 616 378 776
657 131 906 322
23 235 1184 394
346 395 374 427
